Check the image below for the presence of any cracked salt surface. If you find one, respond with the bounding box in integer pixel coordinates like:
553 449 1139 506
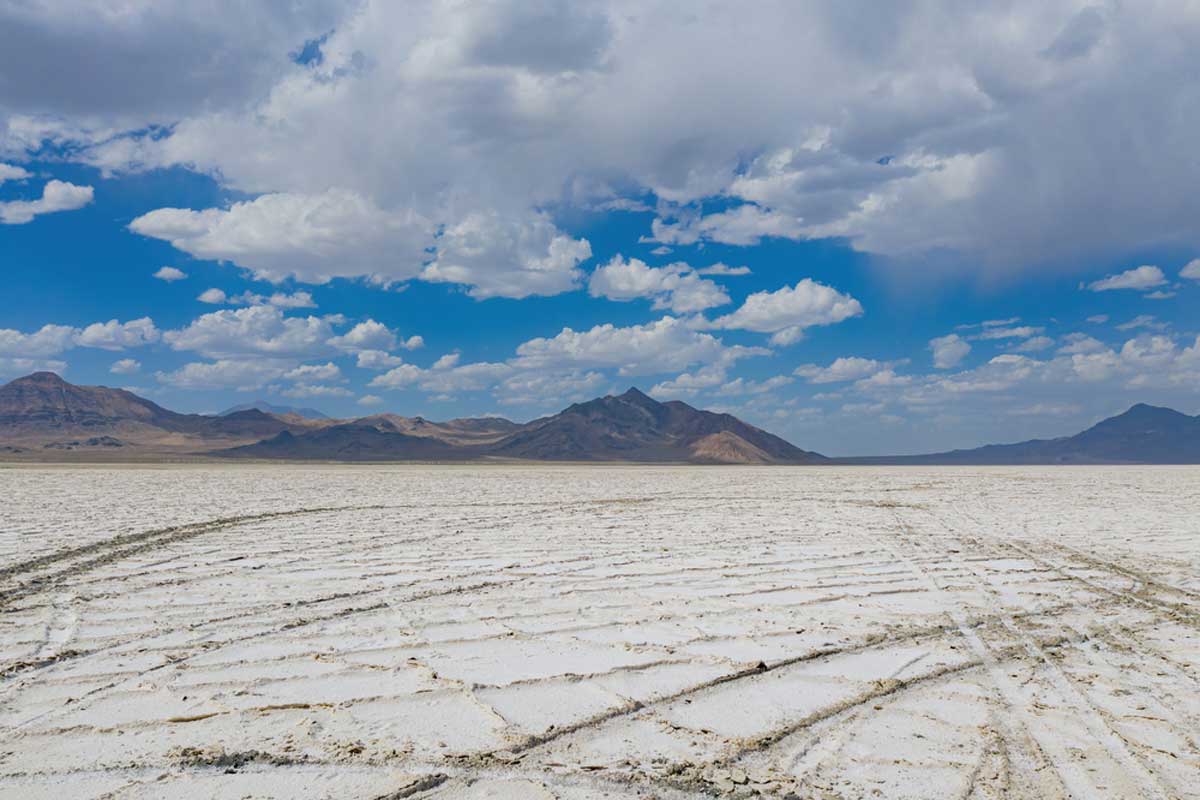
0 464 1198 798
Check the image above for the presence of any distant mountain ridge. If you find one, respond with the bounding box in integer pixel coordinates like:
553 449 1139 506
224 388 823 463
0 372 315 454
4 372 1195 464
0 373 819 463
220 400 329 420
852 403 1200 464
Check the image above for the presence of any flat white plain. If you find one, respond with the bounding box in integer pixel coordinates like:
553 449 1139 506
0 465 1197 799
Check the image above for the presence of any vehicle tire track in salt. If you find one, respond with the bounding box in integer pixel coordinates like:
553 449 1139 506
894 506 1176 800
0 505 391 608
879 510 1078 799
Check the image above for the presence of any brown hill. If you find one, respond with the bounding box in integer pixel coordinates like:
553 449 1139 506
487 388 824 464
688 431 774 464
352 414 518 446
0 372 313 454
218 423 469 461
0 371 182 430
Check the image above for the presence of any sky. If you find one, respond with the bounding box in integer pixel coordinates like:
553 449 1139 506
2 1 1199 457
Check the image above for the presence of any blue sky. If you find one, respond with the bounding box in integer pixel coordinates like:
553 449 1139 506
2 2 1200 456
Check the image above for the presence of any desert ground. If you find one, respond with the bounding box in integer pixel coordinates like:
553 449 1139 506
0 465 1197 799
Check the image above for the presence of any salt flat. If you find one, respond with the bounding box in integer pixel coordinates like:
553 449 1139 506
0 465 1197 799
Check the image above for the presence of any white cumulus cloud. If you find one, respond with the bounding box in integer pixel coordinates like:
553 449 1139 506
588 256 729 314
0 179 93 224
929 334 971 369
153 266 187 282
1086 265 1166 292
710 279 863 345
421 212 592 300
130 189 433 285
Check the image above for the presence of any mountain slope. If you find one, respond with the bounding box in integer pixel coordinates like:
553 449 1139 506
0 372 314 453
220 413 520 459
353 414 518 445
0 371 184 430
219 423 469 461
489 388 825 463
853 404 1200 464
220 400 329 420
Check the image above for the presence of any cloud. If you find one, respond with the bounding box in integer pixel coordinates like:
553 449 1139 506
647 204 805 246
279 383 353 399
853 369 911 390
0 357 68 379
156 359 290 390
367 364 424 389
514 316 763 376
696 263 751 276
326 320 399 353
357 394 384 407
1182 259 1200 281
0 179 93 224
162 307 415 369
1115 314 1166 332
199 288 319 308
370 361 513 393
5 2 1200 284
283 362 342 382
929 334 970 369
0 163 31 184
1086 265 1166 292
716 376 793 396
1086 314 1109 324
840 402 886 415
0 318 159 357
974 325 1045 341
324 322 418 354
856 330 1200 419
269 292 317 310
164 306 334 359
75 318 160 350
153 266 187 282
421 212 592 299
587 256 729 313
1012 336 1055 352
356 350 405 370
794 357 886 384
648 363 731 398
1042 5 1106 61
109 358 140 375
0 3 339 123
495 370 606 406
0 324 78 357
1006 402 1083 417
710 279 863 345
129 189 433 285
1058 333 1107 355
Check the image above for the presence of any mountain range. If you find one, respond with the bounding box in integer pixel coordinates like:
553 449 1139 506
219 400 329 420
849 403 1200 465
1 372 1197 463
0 373 821 464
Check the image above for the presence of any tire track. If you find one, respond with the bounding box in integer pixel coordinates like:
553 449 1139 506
0 506 389 608
892 506 1176 800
